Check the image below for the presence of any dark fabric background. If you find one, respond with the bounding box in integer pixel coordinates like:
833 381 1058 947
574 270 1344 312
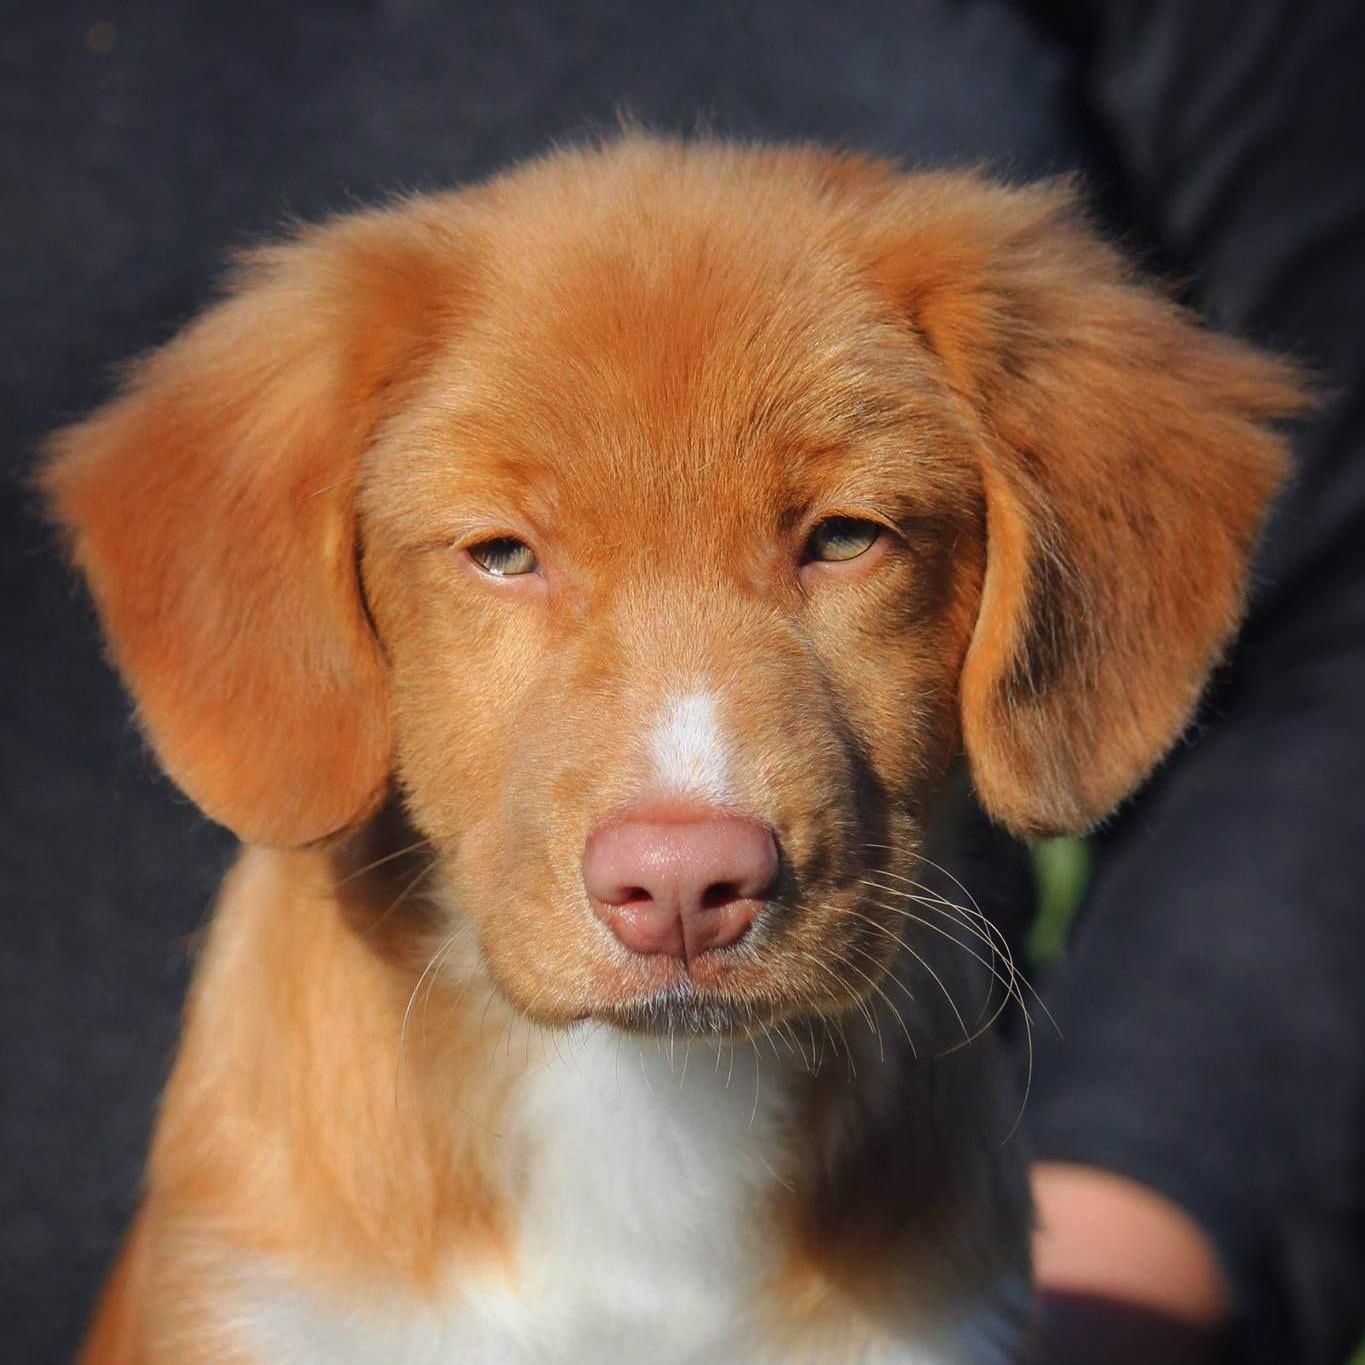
0 6 1083 1361
7 5 1365 1365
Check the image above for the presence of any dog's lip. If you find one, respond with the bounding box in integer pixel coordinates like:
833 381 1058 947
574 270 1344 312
586 980 777 1038
579 957 829 1037
587 959 737 1014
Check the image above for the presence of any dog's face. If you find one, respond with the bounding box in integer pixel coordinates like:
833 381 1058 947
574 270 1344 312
358 214 984 1031
43 138 1302 1037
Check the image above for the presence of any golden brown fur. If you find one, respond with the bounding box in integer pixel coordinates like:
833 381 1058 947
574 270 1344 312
44 135 1305 1363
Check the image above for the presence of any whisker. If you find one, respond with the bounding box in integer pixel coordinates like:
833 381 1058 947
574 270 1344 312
854 887 1019 1032
395 929 458 1108
336 836 434 888
859 848 1044 1139
761 1024 784 1068
863 871 1059 1040
863 872 1000 956
846 910 972 1045
869 905 1035 1140
419 949 470 1053
822 948 896 1062
862 897 1019 1050
785 1019 817 1073
863 851 1060 1037
829 1014 857 1079
362 855 440 938
788 945 878 1038
750 1048 763 1128
836 943 919 1059
860 866 1023 998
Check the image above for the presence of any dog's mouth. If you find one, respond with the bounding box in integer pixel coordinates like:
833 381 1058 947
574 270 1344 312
578 918 893 1041
589 980 782 1038
586 977 808 1037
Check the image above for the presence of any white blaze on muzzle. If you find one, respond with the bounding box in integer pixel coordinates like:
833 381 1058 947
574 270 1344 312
647 692 734 804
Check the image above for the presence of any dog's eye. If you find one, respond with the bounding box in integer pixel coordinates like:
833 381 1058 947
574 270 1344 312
802 517 882 564
467 536 539 577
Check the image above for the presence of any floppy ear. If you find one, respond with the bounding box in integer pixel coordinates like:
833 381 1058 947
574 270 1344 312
868 175 1308 836
43 205 465 846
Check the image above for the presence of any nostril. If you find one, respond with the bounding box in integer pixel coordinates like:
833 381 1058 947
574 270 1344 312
700 881 741 910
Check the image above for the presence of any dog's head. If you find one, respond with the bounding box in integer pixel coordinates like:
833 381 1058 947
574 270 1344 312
44 138 1303 1036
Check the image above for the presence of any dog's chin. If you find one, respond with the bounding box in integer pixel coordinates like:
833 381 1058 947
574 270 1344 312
588 976 879 1041
496 969 830 1040
484 938 877 1041
591 983 779 1039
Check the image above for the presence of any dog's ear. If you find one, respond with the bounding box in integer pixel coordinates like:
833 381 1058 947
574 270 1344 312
867 175 1308 836
43 206 466 846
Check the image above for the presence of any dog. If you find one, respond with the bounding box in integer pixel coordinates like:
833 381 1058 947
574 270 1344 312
44 135 1303 1364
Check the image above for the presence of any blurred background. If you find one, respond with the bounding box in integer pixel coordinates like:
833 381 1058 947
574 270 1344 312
4 4 1363 1364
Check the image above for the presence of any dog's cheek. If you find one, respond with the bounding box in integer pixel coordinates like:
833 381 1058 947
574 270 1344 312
410 642 540 853
804 551 976 821
362 543 539 854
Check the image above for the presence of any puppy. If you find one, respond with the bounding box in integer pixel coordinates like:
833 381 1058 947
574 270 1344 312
45 136 1302 1364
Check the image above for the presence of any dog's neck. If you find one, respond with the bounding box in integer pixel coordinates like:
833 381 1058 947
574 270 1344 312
505 1026 806 1340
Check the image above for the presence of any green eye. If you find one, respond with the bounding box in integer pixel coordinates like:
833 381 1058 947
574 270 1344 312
467 536 539 577
803 517 882 564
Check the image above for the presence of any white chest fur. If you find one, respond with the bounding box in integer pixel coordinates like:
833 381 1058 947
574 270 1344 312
228 1030 786 1363
225 1028 1018 1364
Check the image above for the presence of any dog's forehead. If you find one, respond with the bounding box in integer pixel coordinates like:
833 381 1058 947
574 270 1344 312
473 228 882 436
437 235 948 504
366 195 977 559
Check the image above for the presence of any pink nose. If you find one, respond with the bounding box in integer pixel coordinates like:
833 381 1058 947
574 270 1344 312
583 810 779 961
